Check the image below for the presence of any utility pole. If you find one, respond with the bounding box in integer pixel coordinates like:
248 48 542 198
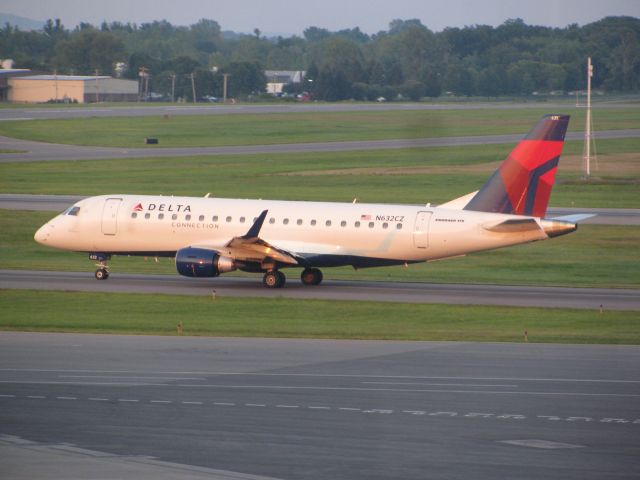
190 72 197 103
222 73 230 103
583 57 594 178
95 69 100 103
170 73 176 103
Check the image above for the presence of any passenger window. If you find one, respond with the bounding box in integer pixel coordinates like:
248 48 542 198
283 218 289 225
199 215 205 222
145 213 151 219
158 213 164 220
212 215 218 222
185 214 191 221
325 220 332 227
368 222 374 228
382 222 388 229
354 221 360 228
297 219 303 225
269 218 275 224
131 212 137 219
396 223 402 230
239 217 245 223
226 216 232 222
172 214 177 220
311 219 317 226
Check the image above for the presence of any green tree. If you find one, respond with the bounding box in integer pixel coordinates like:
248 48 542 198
224 61 266 97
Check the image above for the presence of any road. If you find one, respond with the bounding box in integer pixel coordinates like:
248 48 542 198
1 128 639 162
2 194 639 226
1 332 638 480
2 269 638 310
2 101 637 121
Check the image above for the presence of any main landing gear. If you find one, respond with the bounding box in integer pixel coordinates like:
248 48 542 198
263 270 286 288
262 268 324 288
89 253 111 280
300 268 323 286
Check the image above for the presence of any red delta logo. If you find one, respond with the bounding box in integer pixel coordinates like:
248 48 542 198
133 203 143 211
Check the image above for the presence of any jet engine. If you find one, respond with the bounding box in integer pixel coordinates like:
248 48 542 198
175 247 236 277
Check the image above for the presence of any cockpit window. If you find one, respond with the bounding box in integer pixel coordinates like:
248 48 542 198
63 206 81 216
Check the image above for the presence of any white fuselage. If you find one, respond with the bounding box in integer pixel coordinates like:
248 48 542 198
35 194 550 267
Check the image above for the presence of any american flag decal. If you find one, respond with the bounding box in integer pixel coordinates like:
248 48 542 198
360 214 371 221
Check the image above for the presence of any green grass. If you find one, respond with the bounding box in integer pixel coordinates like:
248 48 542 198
0 108 638 147
1 139 638 207
1 290 637 343
2 210 639 288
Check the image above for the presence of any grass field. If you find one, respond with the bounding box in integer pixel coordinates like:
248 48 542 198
0 107 638 147
1 290 637 343
3 210 638 288
1 138 639 207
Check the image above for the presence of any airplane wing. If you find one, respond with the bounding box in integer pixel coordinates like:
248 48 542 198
191 210 299 266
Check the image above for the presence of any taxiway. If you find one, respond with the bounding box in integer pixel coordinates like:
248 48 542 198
1 332 638 480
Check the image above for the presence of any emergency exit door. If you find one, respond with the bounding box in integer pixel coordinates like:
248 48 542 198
101 198 122 235
413 211 432 249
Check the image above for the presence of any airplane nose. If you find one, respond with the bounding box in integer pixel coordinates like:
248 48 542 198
34 223 51 245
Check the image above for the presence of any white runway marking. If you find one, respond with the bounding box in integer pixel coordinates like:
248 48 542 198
1 393 638 426
3 369 640 384
174 383 640 398
362 382 519 388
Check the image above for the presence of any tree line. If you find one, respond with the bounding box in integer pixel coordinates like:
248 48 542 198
1 16 638 101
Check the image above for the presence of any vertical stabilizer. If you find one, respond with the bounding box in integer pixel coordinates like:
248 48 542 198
464 114 570 218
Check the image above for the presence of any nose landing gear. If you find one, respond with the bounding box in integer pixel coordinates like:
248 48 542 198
89 253 111 280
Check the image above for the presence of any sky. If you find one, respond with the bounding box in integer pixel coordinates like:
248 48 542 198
2 0 639 35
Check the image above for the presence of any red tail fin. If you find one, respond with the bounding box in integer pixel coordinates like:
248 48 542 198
464 114 570 218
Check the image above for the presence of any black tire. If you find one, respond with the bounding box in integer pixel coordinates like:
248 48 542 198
263 271 285 288
95 269 108 280
301 268 323 286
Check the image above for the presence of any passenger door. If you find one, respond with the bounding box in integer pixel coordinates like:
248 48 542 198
101 198 122 235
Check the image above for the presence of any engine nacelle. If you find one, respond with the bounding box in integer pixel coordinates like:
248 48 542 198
175 247 236 278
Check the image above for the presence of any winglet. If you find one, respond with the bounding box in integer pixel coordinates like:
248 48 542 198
241 210 268 239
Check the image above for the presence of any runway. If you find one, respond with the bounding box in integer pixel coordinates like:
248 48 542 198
1 332 638 479
2 101 636 121
1 128 639 162
2 269 638 310
2 193 639 226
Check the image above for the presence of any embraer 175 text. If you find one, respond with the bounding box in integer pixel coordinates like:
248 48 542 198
35 115 592 288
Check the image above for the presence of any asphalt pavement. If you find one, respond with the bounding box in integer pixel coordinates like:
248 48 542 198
1 332 638 480
2 269 638 310
2 101 636 121
1 129 639 162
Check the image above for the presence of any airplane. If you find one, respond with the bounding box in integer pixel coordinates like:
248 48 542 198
34 114 592 288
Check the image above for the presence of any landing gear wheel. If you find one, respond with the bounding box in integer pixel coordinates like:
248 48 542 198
301 268 323 286
263 270 286 288
95 268 109 280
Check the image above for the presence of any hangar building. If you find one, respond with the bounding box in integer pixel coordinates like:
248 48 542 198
7 75 138 103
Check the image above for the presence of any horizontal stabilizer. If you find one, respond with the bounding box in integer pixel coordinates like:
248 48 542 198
549 214 595 223
483 218 541 233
